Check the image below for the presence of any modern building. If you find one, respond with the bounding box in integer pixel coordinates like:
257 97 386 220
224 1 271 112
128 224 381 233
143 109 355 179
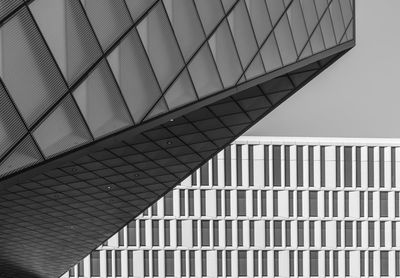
66 136 400 278
0 1 355 277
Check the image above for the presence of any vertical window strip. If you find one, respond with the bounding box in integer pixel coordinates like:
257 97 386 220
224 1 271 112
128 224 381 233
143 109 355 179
391 147 396 187
297 146 303 187
344 146 352 187
212 156 218 186
249 145 254 186
224 146 232 186
309 146 314 187
285 145 290 186
273 145 281 186
336 146 341 187
368 147 374 187
264 145 269 187
321 146 326 187
236 144 242 186
380 147 385 187
356 146 361 187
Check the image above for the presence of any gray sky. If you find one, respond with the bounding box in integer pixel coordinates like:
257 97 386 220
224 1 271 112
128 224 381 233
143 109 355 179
245 0 400 138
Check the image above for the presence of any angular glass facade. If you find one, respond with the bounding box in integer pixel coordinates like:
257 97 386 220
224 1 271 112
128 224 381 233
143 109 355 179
68 136 400 278
0 1 354 277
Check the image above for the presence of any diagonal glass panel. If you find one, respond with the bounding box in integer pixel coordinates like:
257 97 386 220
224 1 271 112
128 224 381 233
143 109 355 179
265 0 286 25
245 0 273 45
287 0 310 55
163 0 205 61
145 98 169 120
0 0 23 22
83 0 133 50
209 20 243 88
164 70 198 110
315 0 337 48
107 29 161 123
222 0 236 11
0 84 26 158
188 43 222 98
1 6 68 127
73 60 132 138
300 0 325 53
30 0 103 84
32 95 92 158
339 0 353 27
329 0 347 43
245 53 265 80
194 0 225 36
0 135 42 177
228 0 259 68
125 0 157 21
260 33 283 72
137 2 184 91
273 13 298 65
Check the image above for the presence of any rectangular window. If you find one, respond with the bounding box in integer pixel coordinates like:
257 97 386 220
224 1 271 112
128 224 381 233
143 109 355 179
265 220 270 246
69 267 75 277
143 208 148 216
217 251 222 277
344 146 352 187
380 192 388 217
289 191 294 216
237 190 246 216
164 220 170 246
90 251 100 277
321 146 326 187
253 191 258 216
392 147 396 187
273 145 281 186
225 190 231 216
212 156 218 186
213 220 219 247
140 220 145 246
226 251 232 277
192 220 198 247
380 147 385 187
333 191 338 217
336 221 341 247
238 251 247 276
274 251 279 277
144 250 149 277
264 145 269 186
115 251 121 277
237 145 242 186
181 251 186 277
254 251 259 277
152 203 157 216
368 192 373 217
310 251 318 277
368 221 374 247
298 251 303 277
309 191 318 217
274 220 282 247
333 251 339 276
188 190 194 216
128 221 136 246
297 146 303 186
249 145 254 186
360 251 365 277
298 221 304 247
200 162 209 186
368 251 374 277
368 147 374 187
286 221 291 247
356 146 361 187
261 191 267 216
392 222 396 247
396 251 400 276
179 190 185 216
297 191 303 217
164 191 173 216
250 220 255 246
201 251 207 277
396 192 400 217
285 145 290 186
345 251 350 277
309 146 314 187
325 251 330 276
216 190 222 216
152 220 159 246
152 251 158 277
118 229 124 247
191 171 197 185
336 146 341 187
128 251 133 277
273 191 278 217
324 191 329 217
289 251 294 277
225 146 232 186
177 220 182 246
106 251 112 277
321 221 326 247
262 251 268 276
309 221 315 247
357 221 362 247
345 221 352 247
201 190 206 216
189 251 195 277
345 191 349 217
201 220 210 246
360 191 364 217
226 220 232 246
380 221 385 247
165 251 174 277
